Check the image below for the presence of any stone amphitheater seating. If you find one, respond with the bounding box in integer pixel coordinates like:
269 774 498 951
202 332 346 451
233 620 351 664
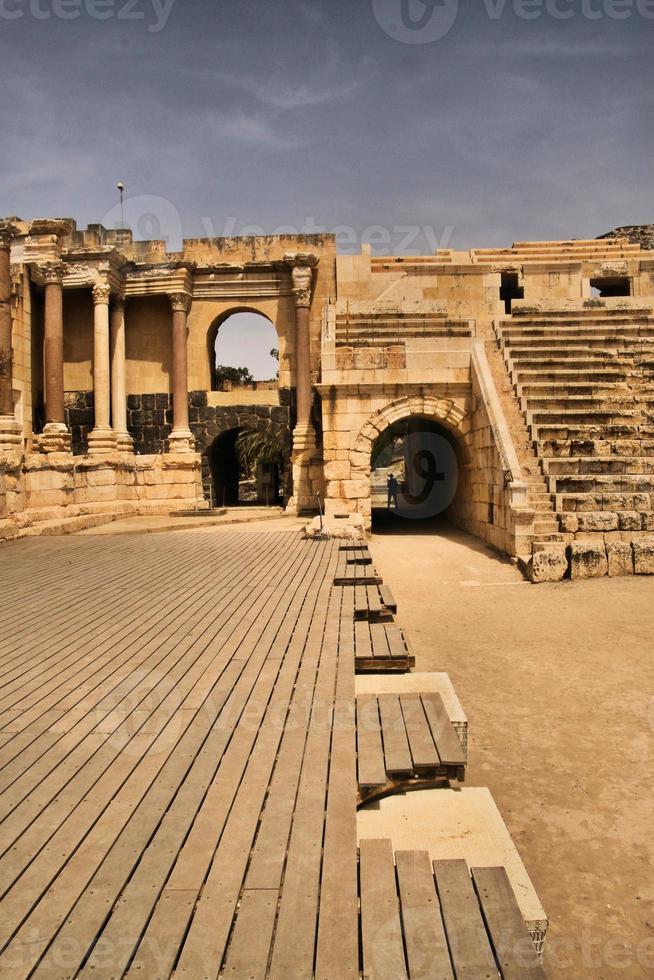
497 303 654 579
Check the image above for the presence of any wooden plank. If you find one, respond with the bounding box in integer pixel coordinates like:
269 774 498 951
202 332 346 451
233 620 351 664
354 619 373 663
472 866 547 979
314 583 358 980
379 583 397 613
356 695 387 788
395 850 454 980
359 839 408 980
433 859 498 980
370 622 391 661
377 694 413 776
385 624 408 661
220 889 278 980
421 693 466 768
399 695 440 772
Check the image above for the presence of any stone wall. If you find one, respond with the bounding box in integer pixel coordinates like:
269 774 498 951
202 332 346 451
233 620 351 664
0 450 201 542
599 225 654 251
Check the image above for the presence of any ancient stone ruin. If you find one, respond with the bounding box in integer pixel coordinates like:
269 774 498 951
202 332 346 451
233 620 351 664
2 216 654 581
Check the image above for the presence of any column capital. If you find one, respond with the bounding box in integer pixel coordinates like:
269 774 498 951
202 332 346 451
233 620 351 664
169 292 191 314
284 252 319 309
0 221 20 251
92 281 111 306
40 261 66 285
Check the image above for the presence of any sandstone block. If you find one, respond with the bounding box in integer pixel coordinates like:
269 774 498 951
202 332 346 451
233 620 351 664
558 513 579 534
607 542 634 577
633 540 654 575
617 512 641 531
576 512 618 532
324 460 350 482
342 480 370 500
528 548 568 584
569 542 608 580
641 513 654 531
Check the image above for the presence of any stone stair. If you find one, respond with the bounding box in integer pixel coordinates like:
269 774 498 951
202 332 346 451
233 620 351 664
496 305 654 578
478 327 563 556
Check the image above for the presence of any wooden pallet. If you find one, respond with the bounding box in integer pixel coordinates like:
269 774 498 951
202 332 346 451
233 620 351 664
353 583 395 622
356 692 465 804
334 560 382 586
359 842 547 980
354 621 415 673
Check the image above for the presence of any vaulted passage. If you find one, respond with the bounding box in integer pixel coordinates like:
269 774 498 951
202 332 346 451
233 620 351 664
370 417 463 531
207 426 283 508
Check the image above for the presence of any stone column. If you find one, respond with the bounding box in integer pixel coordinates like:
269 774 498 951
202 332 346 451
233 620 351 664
88 281 117 454
284 252 319 512
168 292 195 454
39 262 71 453
110 297 133 452
0 221 22 450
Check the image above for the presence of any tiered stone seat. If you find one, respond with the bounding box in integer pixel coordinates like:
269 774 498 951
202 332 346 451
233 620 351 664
497 305 654 574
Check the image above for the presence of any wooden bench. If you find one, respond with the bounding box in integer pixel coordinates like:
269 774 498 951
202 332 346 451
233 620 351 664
359 841 548 979
354 621 415 673
356 692 465 804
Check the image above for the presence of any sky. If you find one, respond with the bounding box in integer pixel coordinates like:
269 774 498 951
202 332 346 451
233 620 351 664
0 0 652 259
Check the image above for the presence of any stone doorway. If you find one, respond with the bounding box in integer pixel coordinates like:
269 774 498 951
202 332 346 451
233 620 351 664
370 417 461 530
207 426 284 508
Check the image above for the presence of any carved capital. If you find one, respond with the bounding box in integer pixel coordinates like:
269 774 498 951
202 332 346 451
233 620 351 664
0 221 20 250
169 292 190 314
284 252 318 309
92 282 111 305
41 262 66 285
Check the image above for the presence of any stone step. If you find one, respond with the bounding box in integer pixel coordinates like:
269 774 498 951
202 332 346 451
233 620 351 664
518 383 632 398
537 438 652 457
529 411 639 429
532 519 560 535
556 508 654 534
502 336 648 351
512 369 629 383
543 456 654 476
508 346 639 360
551 473 654 492
556 491 653 512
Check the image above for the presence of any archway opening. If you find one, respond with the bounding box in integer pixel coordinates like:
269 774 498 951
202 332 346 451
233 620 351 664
207 426 284 508
370 417 463 533
210 311 279 391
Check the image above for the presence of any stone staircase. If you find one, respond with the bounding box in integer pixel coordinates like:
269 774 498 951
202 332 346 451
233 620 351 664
496 304 654 579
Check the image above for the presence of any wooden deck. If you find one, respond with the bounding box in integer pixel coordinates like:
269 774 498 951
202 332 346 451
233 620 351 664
0 526 543 979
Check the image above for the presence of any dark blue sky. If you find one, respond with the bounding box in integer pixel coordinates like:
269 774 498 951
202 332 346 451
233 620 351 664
1 0 651 252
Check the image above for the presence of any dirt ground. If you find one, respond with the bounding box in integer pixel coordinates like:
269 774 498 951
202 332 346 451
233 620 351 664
369 516 654 979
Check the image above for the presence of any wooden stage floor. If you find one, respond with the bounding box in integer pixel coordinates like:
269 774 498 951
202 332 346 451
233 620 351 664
0 526 546 980
0 528 359 979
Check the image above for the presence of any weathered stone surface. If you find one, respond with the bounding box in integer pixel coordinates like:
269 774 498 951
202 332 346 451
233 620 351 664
617 511 642 531
569 542 608 580
528 549 568 584
633 540 654 575
607 542 634 577
576 512 619 532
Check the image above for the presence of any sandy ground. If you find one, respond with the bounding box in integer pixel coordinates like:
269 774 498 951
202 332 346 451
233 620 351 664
370 515 654 980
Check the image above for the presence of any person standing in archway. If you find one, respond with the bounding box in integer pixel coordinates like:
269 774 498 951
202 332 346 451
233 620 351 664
387 472 399 510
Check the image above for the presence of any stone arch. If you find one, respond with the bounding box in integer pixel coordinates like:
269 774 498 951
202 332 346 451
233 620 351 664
190 402 292 505
207 307 280 391
352 395 470 460
346 395 471 526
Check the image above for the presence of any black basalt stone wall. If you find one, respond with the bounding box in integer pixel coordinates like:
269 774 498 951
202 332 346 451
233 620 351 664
65 391 94 455
189 390 293 503
127 393 173 455
64 389 294 502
